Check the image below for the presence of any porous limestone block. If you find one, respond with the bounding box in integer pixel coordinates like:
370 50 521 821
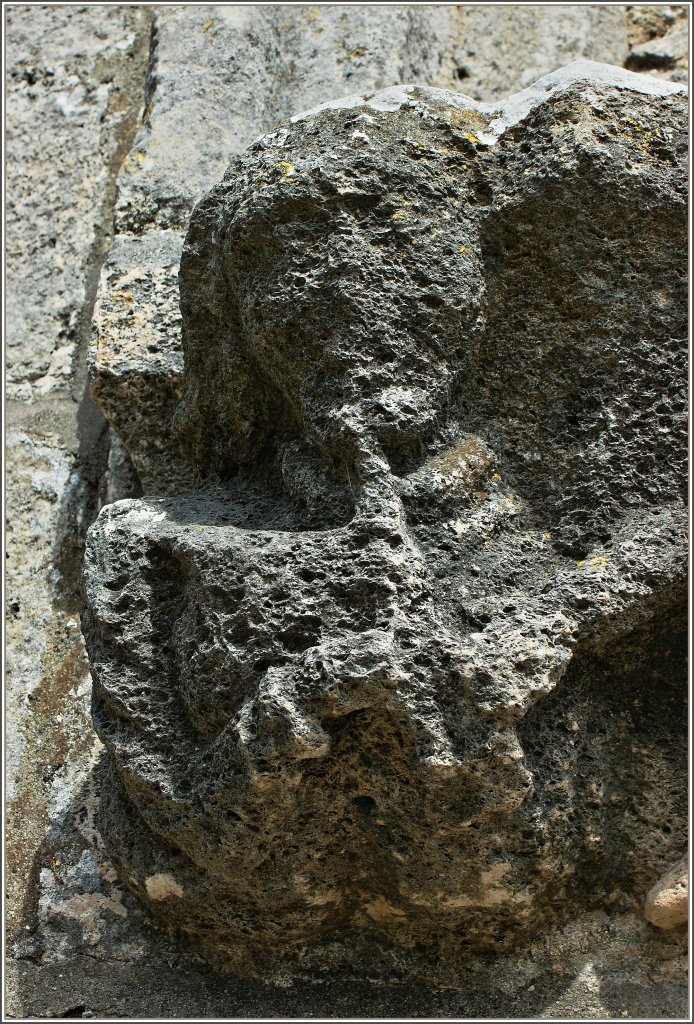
83 63 687 981
90 230 192 493
91 4 664 496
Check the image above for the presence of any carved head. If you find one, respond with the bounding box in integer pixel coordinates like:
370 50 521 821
83 71 687 977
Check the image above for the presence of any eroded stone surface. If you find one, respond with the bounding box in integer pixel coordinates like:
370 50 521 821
7 5 689 1017
6 5 149 399
4 7 152 990
626 4 689 81
89 4 655 495
91 3 466 493
82 66 687 979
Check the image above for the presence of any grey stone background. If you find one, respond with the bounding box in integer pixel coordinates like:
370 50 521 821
5 4 689 1019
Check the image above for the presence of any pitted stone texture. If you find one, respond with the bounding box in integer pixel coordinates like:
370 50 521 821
91 5 651 494
438 4 628 99
111 5 630 237
4 9 153 1013
92 3 464 493
91 230 189 492
83 67 687 979
6 5 150 398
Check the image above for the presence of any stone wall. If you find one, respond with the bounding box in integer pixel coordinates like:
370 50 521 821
6 5 688 1018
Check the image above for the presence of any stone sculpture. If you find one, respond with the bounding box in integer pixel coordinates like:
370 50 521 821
82 63 687 980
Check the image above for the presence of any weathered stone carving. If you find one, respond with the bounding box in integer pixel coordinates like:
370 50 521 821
82 63 687 979
88 4 634 498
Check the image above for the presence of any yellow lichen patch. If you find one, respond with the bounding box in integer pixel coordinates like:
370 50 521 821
122 150 146 173
391 211 408 222
577 555 610 571
275 160 298 183
614 116 655 158
458 245 471 255
438 105 488 135
405 141 441 161
110 289 135 307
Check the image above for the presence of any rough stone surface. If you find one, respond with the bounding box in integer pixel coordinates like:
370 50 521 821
645 857 689 930
88 3 647 494
7 4 689 1019
626 4 689 81
10 908 691 1020
6 5 149 399
437 3 629 98
82 64 687 983
5 5 152 1007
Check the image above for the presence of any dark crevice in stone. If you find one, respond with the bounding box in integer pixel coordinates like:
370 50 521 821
625 53 677 72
